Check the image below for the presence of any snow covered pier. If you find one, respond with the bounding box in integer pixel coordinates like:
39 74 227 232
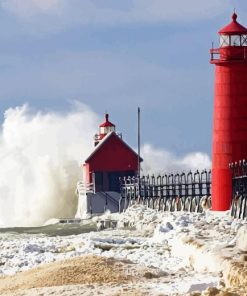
120 170 212 213
74 171 212 220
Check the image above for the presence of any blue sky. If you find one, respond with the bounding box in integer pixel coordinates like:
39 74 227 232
0 0 246 156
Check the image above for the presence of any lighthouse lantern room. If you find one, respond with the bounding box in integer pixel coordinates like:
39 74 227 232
83 114 141 193
210 13 247 211
94 113 116 146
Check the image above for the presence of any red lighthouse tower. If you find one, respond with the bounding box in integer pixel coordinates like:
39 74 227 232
210 13 247 211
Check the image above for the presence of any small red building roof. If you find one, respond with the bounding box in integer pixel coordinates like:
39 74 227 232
99 113 115 128
85 131 142 163
219 13 247 35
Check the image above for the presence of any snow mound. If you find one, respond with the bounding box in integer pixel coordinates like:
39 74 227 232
236 225 247 252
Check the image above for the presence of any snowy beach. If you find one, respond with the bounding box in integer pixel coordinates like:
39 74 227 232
0 205 247 295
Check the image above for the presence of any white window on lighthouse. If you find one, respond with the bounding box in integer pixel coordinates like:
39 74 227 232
100 126 115 134
100 127 105 134
108 126 115 133
220 35 230 47
231 35 241 46
241 35 247 46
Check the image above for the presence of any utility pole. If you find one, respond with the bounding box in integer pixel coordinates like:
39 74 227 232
138 107 141 178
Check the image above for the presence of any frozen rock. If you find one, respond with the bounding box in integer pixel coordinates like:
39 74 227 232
159 222 174 233
178 220 188 227
23 244 45 253
187 281 217 293
18 261 29 268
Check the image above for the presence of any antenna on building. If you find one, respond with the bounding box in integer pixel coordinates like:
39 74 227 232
138 107 141 178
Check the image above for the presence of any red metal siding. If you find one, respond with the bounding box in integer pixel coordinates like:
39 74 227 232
82 163 91 184
87 135 139 173
212 63 247 210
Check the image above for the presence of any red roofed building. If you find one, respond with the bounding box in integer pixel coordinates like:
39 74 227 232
83 114 142 193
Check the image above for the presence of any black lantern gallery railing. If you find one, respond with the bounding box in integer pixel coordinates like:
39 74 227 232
119 170 211 213
230 160 247 219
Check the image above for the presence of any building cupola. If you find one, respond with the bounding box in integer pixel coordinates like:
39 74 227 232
219 12 247 47
94 113 116 146
211 12 247 63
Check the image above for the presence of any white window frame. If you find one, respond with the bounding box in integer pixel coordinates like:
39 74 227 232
231 35 241 46
241 35 247 46
220 35 230 47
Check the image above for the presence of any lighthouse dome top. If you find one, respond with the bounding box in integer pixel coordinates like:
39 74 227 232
99 113 115 128
219 12 247 35
94 113 116 146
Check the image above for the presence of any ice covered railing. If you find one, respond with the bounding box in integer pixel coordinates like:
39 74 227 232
230 159 247 219
119 170 211 213
75 181 94 195
75 181 94 219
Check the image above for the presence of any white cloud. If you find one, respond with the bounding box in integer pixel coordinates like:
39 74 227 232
0 0 231 25
142 144 211 175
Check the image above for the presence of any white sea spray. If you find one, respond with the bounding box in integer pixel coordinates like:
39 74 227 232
0 103 98 226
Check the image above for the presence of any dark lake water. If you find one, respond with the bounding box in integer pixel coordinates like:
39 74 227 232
0 221 97 237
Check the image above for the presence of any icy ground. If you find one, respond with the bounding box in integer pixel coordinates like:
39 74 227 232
0 206 246 295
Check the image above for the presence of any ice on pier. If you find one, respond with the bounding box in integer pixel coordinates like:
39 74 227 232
0 204 246 294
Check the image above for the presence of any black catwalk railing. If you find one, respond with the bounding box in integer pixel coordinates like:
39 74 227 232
119 170 211 212
230 160 247 219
